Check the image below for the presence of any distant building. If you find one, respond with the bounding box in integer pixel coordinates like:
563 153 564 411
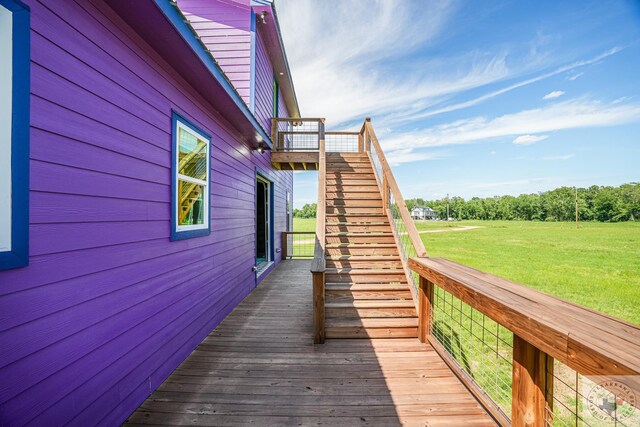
411 206 438 220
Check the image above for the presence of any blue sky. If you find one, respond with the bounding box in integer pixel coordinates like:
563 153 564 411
276 0 640 208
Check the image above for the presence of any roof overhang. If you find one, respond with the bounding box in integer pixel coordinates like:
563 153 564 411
251 1 300 118
106 0 273 148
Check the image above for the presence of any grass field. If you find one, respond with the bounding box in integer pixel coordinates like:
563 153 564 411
294 217 640 325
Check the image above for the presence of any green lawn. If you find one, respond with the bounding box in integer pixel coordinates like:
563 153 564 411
293 217 317 232
295 217 640 325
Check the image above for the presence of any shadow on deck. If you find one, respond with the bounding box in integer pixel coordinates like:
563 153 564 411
125 261 496 426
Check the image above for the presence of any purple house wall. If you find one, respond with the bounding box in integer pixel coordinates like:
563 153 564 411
180 0 252 105
0 0 298 425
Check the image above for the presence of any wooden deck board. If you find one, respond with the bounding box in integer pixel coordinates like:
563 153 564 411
125 261 496 426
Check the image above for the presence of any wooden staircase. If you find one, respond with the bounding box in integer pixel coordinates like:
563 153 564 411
322 152 418 339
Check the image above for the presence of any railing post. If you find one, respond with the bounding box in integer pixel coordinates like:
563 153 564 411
313 271 325 344
271 118 278 150
281 232 288 260
364 117 371 152
512 334 552 427
418 276 434 343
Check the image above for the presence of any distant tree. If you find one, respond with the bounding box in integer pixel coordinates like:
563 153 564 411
293 203 317 218
404 182 638 222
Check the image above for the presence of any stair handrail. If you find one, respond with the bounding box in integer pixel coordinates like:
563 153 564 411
359 118 427 309
363 119 427 258
311 119 326 344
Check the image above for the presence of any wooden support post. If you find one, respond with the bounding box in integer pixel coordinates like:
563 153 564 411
512 334 552 427
281 232 288 260
358 132 364 152
312 271 325 344
271 118 277 150
418 276 434 343
364 117 371 152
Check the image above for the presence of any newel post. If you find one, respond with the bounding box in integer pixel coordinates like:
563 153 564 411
512 335 552 427
312 271 325 344
364 117 371 152
418 276 434 343
281 232 288 260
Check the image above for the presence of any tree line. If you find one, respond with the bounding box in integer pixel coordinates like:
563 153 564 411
407 183 639 222
293 183 640 222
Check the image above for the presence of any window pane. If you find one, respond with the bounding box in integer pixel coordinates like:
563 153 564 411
178 128 208 180
178 179 205 225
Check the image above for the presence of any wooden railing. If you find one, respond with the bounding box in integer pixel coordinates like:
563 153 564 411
410 257 640 426
281 232 315 259
271 118 325 151
363 118 428 310
311 120 326 344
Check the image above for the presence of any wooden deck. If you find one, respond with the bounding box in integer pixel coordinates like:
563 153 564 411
125 261 496 426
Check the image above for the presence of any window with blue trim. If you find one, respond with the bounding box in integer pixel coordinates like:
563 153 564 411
171 112 211 241
0 0 29 271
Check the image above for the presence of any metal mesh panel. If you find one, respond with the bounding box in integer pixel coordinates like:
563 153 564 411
274 120 321 151
284 232 315 258
325 132 359 152
546 361 640 426
431 286 514 420
368 138 383 187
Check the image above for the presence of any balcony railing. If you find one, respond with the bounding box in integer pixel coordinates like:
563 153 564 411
281 232 315 259
410 257 640 426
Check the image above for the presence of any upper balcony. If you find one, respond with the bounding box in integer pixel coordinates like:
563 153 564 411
270 118 364 170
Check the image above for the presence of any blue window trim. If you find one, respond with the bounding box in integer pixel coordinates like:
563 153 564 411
171 111 212 241
0 0 30 271
255 168 274 263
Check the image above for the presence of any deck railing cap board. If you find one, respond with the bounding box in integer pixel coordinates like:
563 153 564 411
409 257 640 381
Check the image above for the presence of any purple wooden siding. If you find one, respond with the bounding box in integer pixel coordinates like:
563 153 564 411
0 0 292 425
179 0 252 104
254 24 277 132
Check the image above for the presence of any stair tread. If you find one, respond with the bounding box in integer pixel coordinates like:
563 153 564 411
326 283 410 290
325 318 418 328
327 257 401 262
326 300 415 308
325 232 393 236
325 243 398 248
326 268 405 274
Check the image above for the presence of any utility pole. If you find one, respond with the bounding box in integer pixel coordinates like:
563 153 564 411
446 193 450 221
575 187 579 229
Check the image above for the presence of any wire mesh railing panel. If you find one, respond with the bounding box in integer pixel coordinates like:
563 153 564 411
431 286 514 420
368 138 383 187
325 132 359 152
274 120 321 151
284 232 315 258
388 195 419 291
546 360 640 426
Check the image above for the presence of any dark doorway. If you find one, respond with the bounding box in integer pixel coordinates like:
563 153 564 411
256 175 271 268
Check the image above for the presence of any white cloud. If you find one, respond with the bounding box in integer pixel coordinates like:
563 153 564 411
383 98 640 150
384 47 622 126
543 154 574 161
513 134 548 145
567 72 584 81
277 0 516 126
543 90 565 100
385 148 444 166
